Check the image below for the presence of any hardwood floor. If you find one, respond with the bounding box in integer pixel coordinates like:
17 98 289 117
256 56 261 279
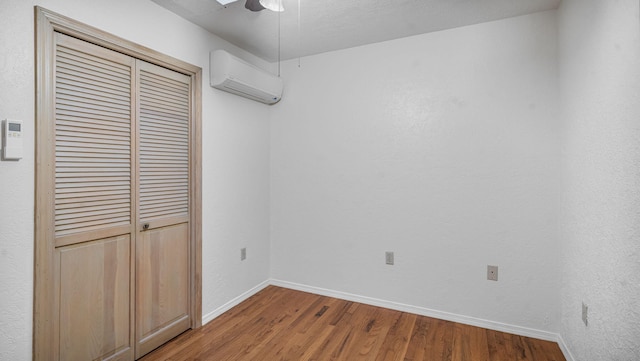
140 286 565 361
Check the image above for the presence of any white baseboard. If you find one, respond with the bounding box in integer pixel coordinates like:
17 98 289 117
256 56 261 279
269 279 560 343
201 278 575 361
557 334 576 361
201 279 270 325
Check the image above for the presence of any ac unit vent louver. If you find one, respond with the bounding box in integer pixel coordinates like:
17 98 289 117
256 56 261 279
210 50 283 105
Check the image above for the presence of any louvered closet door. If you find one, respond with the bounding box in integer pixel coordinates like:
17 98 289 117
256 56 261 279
135 61 192 359
53 33 135 361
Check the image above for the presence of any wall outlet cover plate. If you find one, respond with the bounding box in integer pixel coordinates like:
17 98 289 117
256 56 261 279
385 251 394 265
487 265 498 281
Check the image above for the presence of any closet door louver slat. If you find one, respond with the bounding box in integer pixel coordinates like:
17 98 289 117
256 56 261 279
54 39 132 239
138 68 190 222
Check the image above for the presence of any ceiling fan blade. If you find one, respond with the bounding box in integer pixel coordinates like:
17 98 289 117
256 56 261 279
245 0 266 11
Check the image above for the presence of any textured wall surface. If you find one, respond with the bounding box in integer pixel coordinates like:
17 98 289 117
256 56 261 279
4 1 639 359
271 11 561 333
0 0 271 359
0 2 36 359
557 0 640 360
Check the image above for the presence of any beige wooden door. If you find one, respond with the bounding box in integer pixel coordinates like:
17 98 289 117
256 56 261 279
53 33 136 361
51 33 192 361
134 62 192 358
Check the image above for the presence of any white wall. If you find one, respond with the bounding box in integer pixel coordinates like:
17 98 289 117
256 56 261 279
5 1 639 359
0 0 271 359
271 11 561 334
557 0 640 360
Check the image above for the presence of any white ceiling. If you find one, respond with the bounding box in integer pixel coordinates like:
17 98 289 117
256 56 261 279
152 0 561 62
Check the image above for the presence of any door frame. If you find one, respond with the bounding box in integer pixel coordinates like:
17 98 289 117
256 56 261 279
34 6 202 360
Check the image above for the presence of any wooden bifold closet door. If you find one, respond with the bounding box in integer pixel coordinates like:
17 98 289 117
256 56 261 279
135 60 192 359
51 33 191 361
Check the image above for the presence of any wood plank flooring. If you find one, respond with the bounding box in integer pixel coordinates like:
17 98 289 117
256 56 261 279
140 286 566 361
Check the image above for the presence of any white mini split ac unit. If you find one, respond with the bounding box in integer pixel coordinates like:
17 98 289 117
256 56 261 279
210 50 283 105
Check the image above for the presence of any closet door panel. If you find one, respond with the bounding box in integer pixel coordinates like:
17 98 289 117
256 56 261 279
54 33 135 245
57 235 131 361
53 33 135 361
135 61 191 358
135 223 190 357
138 63 190 223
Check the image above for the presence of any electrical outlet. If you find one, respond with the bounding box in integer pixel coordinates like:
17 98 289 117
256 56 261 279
582 302 588 326
487 265 498 281
241 247 246 261
385 251 394 265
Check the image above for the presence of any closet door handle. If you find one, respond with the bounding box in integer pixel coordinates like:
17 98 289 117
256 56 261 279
142 223 150 231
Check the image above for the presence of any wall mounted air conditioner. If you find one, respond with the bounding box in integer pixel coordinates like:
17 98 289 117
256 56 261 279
210 50 283 105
